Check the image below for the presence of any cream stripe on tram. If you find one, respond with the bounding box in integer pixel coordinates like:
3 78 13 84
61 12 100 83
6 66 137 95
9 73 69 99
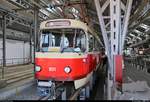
36 52 87 59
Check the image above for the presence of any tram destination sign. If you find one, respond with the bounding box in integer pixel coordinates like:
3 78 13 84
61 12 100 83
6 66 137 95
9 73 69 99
45 20 71 27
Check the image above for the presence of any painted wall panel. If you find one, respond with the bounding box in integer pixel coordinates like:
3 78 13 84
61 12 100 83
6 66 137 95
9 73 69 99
0 39 31 66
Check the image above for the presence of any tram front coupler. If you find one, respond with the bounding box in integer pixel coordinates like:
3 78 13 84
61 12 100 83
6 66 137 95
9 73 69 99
37 80 56 99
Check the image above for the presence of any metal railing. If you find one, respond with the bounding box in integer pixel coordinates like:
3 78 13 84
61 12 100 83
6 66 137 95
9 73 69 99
0 58 31 66
125 55 150 73
0 58 32 79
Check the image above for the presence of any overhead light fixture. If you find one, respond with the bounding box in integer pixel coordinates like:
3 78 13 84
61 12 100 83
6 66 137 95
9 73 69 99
40 9 49 16
129 33 135 37
137 36 142 40
57 7 62 12
72 8 79 14
47 8 54 12
73 14 78 18
55 0 61 4
134 29 143 34
140 23 149 30
127 37 131 40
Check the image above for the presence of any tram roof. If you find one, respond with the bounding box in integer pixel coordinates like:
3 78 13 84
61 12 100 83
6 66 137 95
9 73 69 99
40 19 87 30
40 19 103 46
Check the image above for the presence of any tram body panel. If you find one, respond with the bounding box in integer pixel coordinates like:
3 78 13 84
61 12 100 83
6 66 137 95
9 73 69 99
35 52 101 81
35 53 86 81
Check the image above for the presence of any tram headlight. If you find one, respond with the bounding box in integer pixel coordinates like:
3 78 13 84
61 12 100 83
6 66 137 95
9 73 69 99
64 66 71 74
35 66 41 72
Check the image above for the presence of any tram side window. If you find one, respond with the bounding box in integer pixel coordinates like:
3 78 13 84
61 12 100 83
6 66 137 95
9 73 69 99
55 34 61 47
76 30 86 52
42 34 49 47
88 33 94 52
95 40 100 51
93 37 96 51
47 33 56 47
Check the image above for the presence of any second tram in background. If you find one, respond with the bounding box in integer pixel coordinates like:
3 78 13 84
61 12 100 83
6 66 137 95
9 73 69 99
35 19 103 99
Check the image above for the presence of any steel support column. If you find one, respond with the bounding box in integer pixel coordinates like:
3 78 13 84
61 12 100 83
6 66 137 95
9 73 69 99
2 14 6 76
94 0 111 67
110 0 121 83
34 4 39 74
121 0 133 53
30 24 32 63
94 0 133 100
94 1 112 99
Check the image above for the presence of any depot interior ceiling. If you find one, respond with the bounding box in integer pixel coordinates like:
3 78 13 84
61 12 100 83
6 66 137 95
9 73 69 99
0 0 150 49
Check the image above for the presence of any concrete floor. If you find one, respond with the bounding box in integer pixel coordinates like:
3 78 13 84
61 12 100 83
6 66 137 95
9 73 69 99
0 77 35 100
116 62 150 100
0 64 34 86
90 64 106 100
0 64 34 100
0 64 106 100
92 62 150 100
93 73 105 100
2 61 150 100
123 63 150 86
7 84 39 100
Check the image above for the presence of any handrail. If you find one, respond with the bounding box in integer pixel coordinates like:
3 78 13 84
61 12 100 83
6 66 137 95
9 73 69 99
0 58 31 60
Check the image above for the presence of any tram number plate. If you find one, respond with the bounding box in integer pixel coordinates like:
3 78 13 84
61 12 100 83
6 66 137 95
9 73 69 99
49 67 56 72
38 81 52 87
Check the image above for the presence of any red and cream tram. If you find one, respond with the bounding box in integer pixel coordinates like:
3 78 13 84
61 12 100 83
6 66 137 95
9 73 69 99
35 19 103 97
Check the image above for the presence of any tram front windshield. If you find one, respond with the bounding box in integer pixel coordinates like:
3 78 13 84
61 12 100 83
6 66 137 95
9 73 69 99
40 29 86 53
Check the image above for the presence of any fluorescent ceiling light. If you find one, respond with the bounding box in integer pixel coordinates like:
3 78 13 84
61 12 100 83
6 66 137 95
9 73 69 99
55 0 60 4
137 36 142 40
127 37 131 40
134 29 143 34
146 34 149 37
40 9 49 16
52 8 57 12
140 23 149 30
47 8 53 12
129 33 135 37
73 14 78 18
72 8 79 14
57 7 62 12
